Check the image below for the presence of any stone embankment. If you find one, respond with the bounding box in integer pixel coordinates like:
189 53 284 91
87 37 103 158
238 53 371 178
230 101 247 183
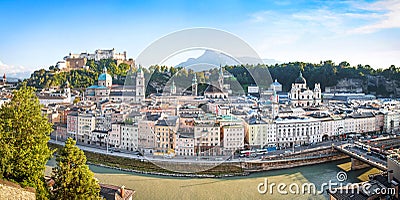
87 162 250 178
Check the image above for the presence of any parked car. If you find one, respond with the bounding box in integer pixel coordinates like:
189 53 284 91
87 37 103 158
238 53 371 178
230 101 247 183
284 150 292 154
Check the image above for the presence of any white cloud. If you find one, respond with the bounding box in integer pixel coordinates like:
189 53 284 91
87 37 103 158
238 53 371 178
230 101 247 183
248 11 276 23
0 60 29 74
349 0 400 34
248 0 400 35
242 1 400 68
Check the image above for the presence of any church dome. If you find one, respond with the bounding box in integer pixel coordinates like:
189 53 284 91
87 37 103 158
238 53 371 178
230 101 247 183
295 71 306 84
98 73 112 81
98 67 112 81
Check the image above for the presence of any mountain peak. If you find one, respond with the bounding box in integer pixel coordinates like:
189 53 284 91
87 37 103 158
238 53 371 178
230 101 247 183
176 50 280 71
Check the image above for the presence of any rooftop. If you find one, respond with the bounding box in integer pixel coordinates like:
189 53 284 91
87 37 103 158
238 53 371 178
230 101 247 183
99 184 135 200
87 85 108 89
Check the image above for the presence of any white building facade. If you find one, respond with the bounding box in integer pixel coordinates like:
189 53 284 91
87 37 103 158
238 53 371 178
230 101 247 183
120 124 139 151
276 118 321 147
289 72 321 107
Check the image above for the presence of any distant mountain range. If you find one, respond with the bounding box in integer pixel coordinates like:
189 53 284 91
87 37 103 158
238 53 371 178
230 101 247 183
175 50 281 71
2 71 31 80
0 69 25 80
0 76 21 82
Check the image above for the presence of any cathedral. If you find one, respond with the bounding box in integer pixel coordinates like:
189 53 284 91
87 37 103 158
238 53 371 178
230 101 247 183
85 66 145 103
203 66 229 99
288 72 321 107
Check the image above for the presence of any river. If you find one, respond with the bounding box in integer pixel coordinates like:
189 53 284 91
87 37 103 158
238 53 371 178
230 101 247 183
46 158 380 199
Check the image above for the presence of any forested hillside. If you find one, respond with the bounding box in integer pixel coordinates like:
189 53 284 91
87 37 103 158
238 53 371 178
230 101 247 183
25 59 400 97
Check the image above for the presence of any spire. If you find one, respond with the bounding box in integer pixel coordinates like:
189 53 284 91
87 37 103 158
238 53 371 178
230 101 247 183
192 74 197 96
218 65 224 88
171 80 176 95
137 64 143 76
272 86 279 103
103 67 107 74
65 80 70 87
192 73 197 84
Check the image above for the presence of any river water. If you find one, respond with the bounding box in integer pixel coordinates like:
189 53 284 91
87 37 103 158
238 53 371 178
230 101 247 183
46 158 380 199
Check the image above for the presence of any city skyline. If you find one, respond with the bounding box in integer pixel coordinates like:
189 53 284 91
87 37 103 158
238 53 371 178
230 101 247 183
1 0 400 76
1 1 400 199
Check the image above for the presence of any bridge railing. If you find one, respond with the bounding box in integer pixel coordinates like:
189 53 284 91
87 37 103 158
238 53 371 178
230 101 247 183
334 144 388 170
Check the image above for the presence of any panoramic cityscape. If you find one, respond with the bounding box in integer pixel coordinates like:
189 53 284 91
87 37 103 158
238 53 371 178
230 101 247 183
1 0 400 200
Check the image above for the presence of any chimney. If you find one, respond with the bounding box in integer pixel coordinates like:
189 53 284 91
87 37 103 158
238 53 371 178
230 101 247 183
388 170 393 184
120 185 125 198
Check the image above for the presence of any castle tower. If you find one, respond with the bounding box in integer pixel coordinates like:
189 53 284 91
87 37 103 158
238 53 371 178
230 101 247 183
192 73 197 96
136 65 145 102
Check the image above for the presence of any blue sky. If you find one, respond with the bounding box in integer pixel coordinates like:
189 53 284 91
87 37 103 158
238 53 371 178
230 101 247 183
1 0 400 76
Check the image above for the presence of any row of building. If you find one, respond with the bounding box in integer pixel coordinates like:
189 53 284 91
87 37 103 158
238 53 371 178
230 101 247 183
53 104 400 157
38 64 400 157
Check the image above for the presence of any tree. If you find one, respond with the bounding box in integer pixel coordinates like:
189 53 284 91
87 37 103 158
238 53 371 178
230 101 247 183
51 138 101 200
0 85 53 199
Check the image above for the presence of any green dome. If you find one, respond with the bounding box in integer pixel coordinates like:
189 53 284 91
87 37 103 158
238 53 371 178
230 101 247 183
295 71 306 84
98 73 112 81
98 67 112 81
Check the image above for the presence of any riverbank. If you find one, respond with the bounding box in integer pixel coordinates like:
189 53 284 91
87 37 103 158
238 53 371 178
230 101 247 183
48 142 353 178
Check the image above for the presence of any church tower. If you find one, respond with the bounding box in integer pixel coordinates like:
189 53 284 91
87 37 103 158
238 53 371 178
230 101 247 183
171 80 176 95
218 65 224 90
314 83 321 106
64 80 71 101
136 65 145 102
2 73 6 84
271 88 279 118
192 73 197 96
98 67 112 88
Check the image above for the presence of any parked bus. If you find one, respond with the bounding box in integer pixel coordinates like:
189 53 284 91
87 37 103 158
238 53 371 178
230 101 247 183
240 150 255 157
256 149 268 155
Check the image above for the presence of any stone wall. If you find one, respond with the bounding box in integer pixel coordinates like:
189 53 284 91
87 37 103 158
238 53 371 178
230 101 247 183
0 179 35 200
